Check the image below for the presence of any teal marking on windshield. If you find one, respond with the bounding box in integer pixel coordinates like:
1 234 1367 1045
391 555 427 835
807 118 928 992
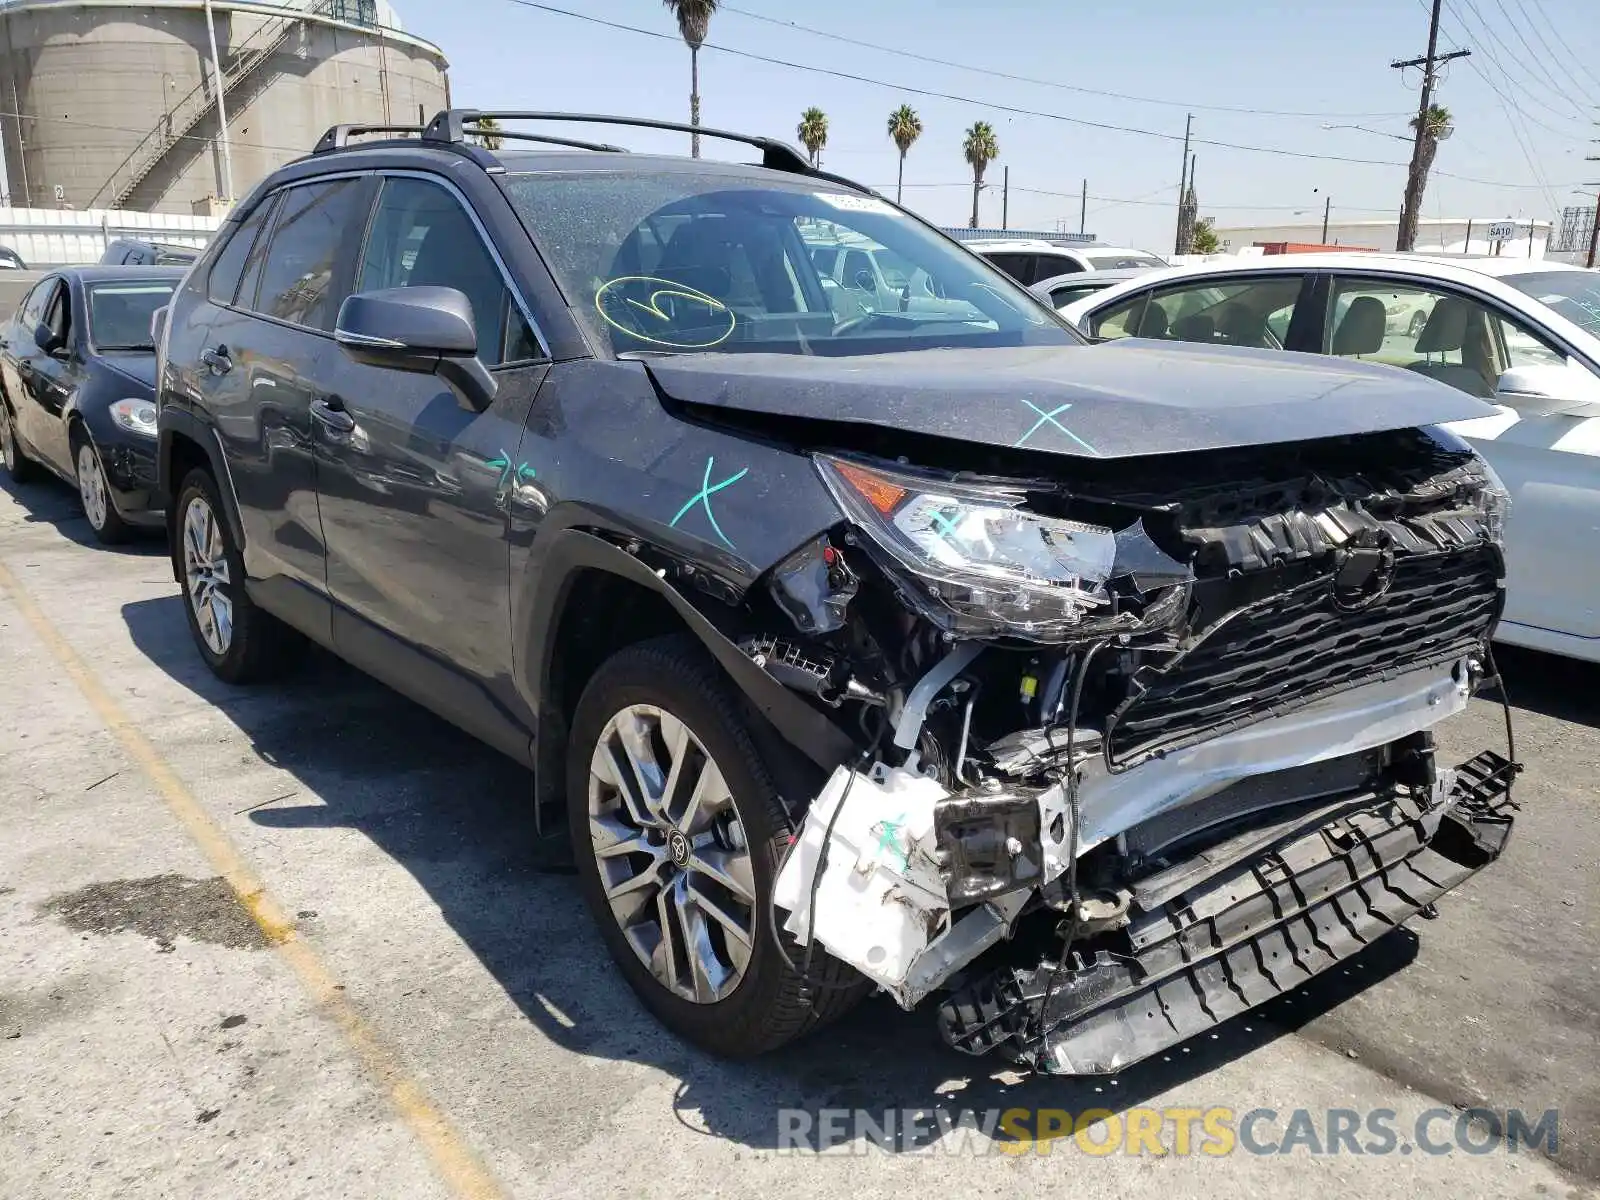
670 456 748 550
1014 401 1099 454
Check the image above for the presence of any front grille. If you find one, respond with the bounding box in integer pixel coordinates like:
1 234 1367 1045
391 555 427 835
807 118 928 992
1106 546 1501 768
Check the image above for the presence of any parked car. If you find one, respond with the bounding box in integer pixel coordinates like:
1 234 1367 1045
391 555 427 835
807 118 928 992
802 229 983 323
0 266 182 541
100 238 201 267
0 245 28 270
966 238 1167 286
1030 267 1154 313
155 112 1516 1073
1063 253 1600 664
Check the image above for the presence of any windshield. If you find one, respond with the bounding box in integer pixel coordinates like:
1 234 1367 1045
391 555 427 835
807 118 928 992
499 172 1075 356
1085 253 1166 270
1505 271 1600 339
88 281 176 351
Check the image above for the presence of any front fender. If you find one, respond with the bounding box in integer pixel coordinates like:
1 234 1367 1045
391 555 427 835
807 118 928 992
516 526 856 772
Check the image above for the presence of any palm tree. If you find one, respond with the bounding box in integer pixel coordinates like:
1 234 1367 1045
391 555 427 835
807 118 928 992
662 0 719 158
471 116 503 151
886 105 922 204
1397 104 1452 251
963 121 999 229
797 107 828 168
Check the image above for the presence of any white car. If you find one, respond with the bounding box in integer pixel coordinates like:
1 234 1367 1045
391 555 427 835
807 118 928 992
1062 253 1600 663
965 238 1167 287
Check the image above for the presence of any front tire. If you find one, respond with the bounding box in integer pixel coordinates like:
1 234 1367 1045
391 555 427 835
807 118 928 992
173 467 301 683
73 432 133 545
0 399 39 484
567 635 861 1057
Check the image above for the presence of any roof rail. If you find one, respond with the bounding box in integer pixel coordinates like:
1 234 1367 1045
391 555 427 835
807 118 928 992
472 130 630 154
313 123 426 154
421 110 858 185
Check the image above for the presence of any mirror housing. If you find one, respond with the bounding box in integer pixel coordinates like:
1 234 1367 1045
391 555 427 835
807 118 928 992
334 286 497 412
34 321 64 356
1494 364 1600 418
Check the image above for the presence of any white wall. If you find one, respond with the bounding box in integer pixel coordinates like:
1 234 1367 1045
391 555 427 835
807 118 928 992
1213 218 1552 259
0 207 220 267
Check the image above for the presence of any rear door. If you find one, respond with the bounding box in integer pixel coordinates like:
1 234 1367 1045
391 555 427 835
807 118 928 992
1318 271 1600 644
316 172 549 718
1088 271 1312 346
186 175 373 634
14 277 76 473
2 277 58 458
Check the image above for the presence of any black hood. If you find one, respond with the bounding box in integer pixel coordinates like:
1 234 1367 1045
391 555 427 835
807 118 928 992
95 353 156 392
644 340 1495 460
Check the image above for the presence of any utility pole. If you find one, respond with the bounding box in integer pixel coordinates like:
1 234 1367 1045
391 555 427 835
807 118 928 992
1588 123 1599 268
1079 178 1087 236
1174 114 1192 255
1393 0 1469 251
203 0 235 204
1321 195 1332 243
1002 166 1009 230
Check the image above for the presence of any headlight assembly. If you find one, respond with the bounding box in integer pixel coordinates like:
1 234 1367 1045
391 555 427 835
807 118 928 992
816 454 1188 641
108 398 157 438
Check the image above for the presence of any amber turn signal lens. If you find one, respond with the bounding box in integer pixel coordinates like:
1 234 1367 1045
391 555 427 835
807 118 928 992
832 460 907 515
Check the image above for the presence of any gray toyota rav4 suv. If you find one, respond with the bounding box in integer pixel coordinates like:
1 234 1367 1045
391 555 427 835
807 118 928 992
155 111 1519 1073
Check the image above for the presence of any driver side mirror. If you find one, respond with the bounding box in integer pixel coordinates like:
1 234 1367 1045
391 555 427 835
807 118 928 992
1494 364 1600 418
34 321 64 357
334 286 498 412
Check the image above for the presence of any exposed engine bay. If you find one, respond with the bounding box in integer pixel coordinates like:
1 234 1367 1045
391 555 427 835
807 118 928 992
729 425 1519 1073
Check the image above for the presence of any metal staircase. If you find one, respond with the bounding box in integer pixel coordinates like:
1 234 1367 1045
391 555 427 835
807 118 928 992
91 1 336 210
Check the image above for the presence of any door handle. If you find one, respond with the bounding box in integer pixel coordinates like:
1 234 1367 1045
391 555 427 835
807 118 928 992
310 396 356 434
200 344 232 374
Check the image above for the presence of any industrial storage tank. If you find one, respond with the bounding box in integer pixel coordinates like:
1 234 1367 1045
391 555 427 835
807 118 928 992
0 0 449 213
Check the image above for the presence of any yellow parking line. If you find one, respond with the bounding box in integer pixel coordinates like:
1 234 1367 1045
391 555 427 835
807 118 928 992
0 558 506 1200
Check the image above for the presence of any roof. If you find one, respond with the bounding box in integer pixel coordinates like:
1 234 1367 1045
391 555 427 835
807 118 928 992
1086 252 1578 287
52 266 188 284
1032 268 1151 291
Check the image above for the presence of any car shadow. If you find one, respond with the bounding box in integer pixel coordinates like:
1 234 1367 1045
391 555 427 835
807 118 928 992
0 472 166 555
1488 643 1600 727
121 592 1421 1152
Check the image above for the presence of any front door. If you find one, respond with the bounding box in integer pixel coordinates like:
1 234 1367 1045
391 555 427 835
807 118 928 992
187 177 373 621
316 174 549 700
16 278 77 474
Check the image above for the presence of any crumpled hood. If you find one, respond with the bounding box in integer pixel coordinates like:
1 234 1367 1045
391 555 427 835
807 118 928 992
644 339 1495 459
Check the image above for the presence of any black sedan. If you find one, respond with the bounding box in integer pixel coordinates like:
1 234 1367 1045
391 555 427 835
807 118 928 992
0 267 184 542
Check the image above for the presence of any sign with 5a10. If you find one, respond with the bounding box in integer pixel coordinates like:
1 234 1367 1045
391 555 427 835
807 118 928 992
1486 222 1518 241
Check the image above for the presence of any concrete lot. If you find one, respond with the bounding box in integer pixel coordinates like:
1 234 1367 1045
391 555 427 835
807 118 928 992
1 473 1596 1200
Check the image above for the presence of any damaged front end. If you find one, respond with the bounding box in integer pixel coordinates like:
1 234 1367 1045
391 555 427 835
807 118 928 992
758 425 1519 1073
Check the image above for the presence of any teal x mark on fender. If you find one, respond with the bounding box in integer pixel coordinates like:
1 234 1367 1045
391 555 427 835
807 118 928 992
670 456 748 550
1014 401 1100 454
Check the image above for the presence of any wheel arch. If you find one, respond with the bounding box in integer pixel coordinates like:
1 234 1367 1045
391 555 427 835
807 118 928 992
522 528 854 832
157 409 247 576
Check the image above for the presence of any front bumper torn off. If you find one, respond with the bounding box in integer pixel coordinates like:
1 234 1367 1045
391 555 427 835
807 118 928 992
937 750 1518 1074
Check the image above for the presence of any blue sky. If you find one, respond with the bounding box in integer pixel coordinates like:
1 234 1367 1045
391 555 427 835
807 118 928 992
397 0 1600 249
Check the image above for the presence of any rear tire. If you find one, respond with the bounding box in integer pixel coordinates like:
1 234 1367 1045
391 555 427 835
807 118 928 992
0 398 39 484
173 467 302 683
73 431 134 545
567 635 863 1057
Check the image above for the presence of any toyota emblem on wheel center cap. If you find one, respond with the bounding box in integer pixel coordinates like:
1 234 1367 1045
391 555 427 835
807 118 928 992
667 830 692 868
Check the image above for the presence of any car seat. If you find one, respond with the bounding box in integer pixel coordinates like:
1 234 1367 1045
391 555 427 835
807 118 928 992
1332 295 1386 357
1408 297 1496 397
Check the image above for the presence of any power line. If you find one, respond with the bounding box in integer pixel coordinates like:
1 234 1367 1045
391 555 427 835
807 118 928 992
1485 0 1588 109
886 181 1402 214
502 0 1582 190
1522 0 1600 92
1443 0 1591 131
719 4 1414 121
1508 0 1600 98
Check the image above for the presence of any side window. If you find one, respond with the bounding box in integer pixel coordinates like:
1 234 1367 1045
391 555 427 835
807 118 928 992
1092 292 1149 340
42 282 70 346
254 178 368 332
18 279 54 328
357 176 540 367
1105 276 1305 347
208 198 276 306
982 252 1034 284
1491 312 1565 371
1039 255 1083 277
1325 277 1501 398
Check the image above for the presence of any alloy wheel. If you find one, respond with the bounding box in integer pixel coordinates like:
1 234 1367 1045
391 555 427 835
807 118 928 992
0 407 15 471
182 494 233 656
586 703 757 1004
77 442 109 531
